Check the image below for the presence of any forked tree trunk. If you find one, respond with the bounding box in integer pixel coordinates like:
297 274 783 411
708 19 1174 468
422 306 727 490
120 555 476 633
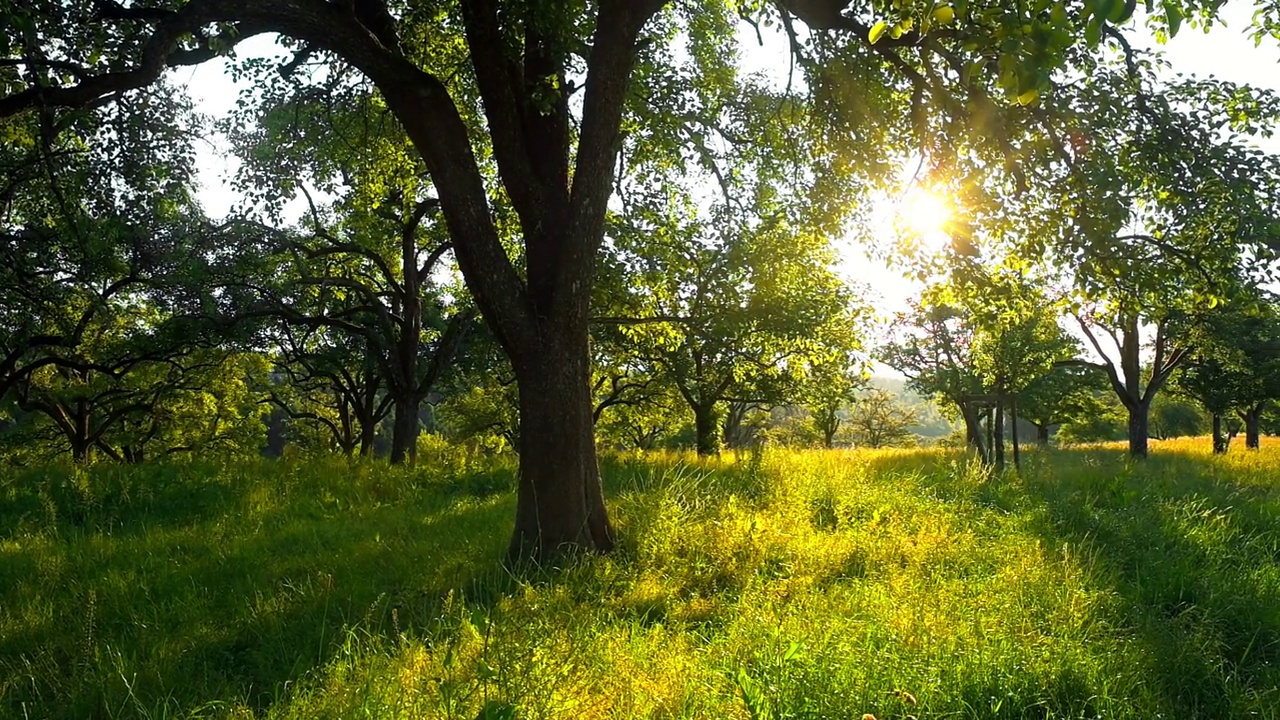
1240 402 1265 449
509 325 613 559
1127 400 1150 457
1035 423 1050 445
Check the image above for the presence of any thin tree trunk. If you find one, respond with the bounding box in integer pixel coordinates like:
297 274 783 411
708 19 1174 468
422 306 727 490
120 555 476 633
509 329 613 559
985 407 995 463
722 402 750 450
994 401 1005 468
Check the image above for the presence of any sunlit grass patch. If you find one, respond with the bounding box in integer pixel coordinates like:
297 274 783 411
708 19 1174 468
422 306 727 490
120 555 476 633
2 442 1279 718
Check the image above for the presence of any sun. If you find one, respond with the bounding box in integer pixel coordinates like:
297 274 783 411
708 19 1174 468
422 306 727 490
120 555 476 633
899 187 953 237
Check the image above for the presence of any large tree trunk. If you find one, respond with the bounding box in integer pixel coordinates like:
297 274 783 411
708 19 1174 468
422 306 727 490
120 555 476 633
509 327 613 559
71 402 92 463
390 395 420 465
693 403 720 457
1127 401 1150 457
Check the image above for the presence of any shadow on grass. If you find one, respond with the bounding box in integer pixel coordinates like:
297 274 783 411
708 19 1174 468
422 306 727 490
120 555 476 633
874 445 1280 716
0 459 522 719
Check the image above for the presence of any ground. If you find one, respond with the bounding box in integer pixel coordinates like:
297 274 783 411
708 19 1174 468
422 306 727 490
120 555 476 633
1 439 1278 719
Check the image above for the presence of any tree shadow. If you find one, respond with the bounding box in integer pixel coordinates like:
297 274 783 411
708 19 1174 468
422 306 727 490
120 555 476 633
963 447 1280 716
0 461 522 718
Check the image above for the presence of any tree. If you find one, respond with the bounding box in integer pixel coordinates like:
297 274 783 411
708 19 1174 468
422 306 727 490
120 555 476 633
265 327 391 456
603 209 855 455
0 83 269 462
225 75 477 466
1174 293 1280 451
1018 364 1111 445
847 387 917 449
883 300 988 458
6 0 1272 557
1026 58 1280 457
804 358 864 449
883 264 1075 464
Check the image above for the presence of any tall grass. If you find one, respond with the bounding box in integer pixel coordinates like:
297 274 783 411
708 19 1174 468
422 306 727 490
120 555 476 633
1 439 1278 718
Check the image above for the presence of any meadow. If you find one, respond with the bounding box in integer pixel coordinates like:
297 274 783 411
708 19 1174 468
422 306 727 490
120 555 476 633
2 439 1279 719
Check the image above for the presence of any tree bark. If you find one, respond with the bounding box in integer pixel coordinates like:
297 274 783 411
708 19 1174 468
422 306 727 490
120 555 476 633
960 402 988 463
1127 400 1150 458
391 395 420 465
509 326 613 559
1211 413 1229 454
1240 402 1265 450
694 403 720 457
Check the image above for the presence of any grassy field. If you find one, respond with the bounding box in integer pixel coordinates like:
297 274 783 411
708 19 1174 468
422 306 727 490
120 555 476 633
2 439 1279 719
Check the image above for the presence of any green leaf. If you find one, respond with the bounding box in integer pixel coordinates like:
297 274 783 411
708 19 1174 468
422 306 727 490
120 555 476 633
869 20 889 44
1164 1 1183 36
1109 0 1136 23
1017 88 1040 106
1085 19 1102 45
933 5 956 24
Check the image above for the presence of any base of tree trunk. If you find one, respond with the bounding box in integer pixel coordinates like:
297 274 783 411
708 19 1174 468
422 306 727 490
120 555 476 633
508 353 615 562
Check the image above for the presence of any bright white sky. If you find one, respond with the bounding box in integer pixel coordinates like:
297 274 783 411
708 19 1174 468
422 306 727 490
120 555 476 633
176 6 1280 323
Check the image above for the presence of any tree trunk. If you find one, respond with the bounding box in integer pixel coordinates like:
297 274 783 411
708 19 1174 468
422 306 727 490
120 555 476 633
960 402 988 463
1035 423 1050 445
693 403 720 457
509 329 613 560
1127 401 1150 457
71 402 92 463
1212 413 1229 454
723 401 751 450
390 395 420 465
358 415 377 457
994 401 1005 468
1241 403 1264 450
823 424 837 449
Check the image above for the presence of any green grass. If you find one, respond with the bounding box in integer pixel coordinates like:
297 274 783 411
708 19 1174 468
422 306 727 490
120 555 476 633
2 439 1279 719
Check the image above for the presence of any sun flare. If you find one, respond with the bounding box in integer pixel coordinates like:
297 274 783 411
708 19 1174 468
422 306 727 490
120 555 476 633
899 187 953 237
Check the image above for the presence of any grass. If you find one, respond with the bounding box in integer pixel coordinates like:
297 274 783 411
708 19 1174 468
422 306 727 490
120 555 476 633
1 438 1279 719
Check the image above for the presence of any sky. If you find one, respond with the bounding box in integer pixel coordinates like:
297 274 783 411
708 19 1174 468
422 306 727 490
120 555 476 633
177 6 1280 322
